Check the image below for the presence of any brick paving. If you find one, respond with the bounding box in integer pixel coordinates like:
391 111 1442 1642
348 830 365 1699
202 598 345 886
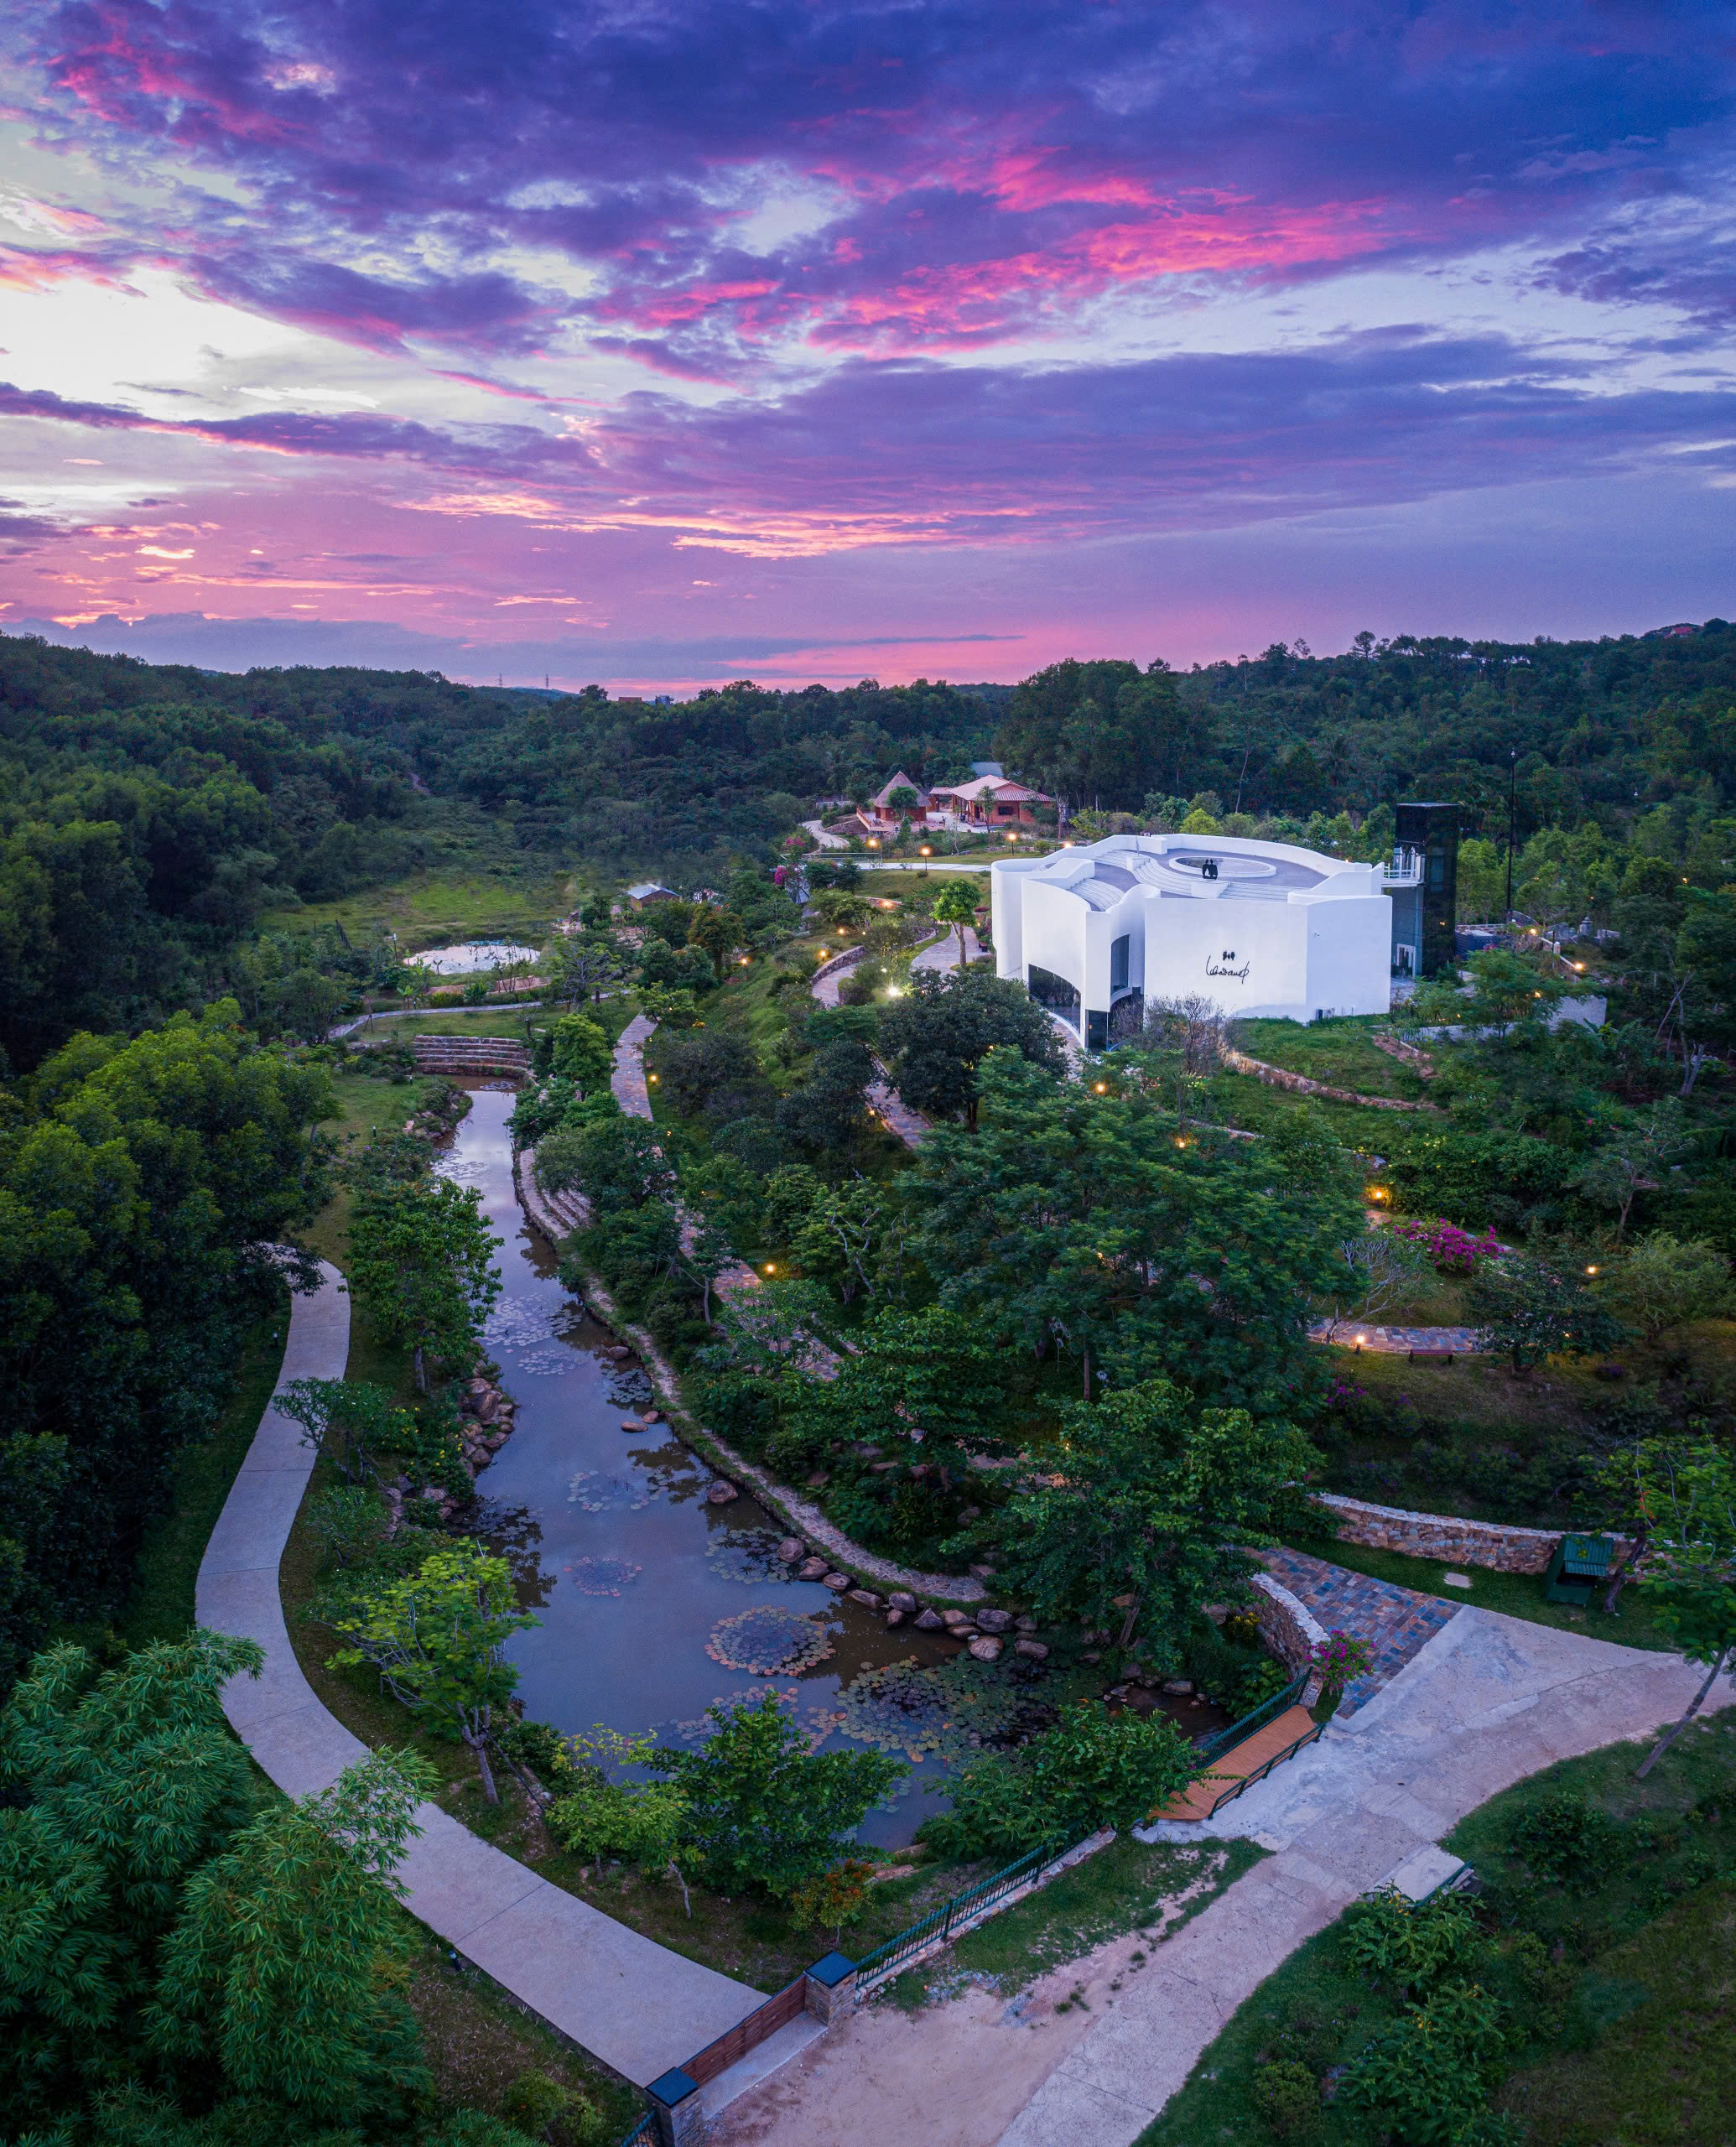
1260 1545 1462 1714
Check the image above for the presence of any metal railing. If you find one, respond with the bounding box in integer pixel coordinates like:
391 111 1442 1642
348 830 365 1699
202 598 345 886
1194 1670 1311 1758
1385 845 1424 885
1203 1716 1328 1815
616 2111 658 2147
854 1837 1064 1989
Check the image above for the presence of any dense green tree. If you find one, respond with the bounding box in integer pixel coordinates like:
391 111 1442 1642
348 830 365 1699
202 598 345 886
879 967 1066 1129
0 1006 333 1657
327 1541 536 1804
987 1379 1318 1663
924 1704 1205 1860
1593 1232 1730 1342
346 1177 502 1393
651 1692 903 1898
1465 1251 1624 1373
900 1049 1358 1408
545 1012 614 1092
1629 1441 1736 1776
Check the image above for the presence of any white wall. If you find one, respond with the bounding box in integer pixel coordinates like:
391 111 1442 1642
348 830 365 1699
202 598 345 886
993 838 1392 1029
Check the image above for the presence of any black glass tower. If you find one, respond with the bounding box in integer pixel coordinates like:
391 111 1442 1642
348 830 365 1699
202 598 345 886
1390 802 1458 980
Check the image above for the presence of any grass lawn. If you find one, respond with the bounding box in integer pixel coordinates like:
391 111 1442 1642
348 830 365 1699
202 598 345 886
262 866 575 951
117 1292 290 1646
1307 1534 1679 1652
1137 1708 1736 2147
881 1837 1266 2009
1234 1015 1428 1103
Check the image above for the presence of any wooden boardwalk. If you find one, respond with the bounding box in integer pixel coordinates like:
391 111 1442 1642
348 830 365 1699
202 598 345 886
1152 1705 1321 1822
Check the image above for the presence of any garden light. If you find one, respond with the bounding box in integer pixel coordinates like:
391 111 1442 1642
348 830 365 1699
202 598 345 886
647 1072 658 1083
1586 1264 1598 1275
765 1262 776 1274
1094 1081 1107 1094
920 845 931 856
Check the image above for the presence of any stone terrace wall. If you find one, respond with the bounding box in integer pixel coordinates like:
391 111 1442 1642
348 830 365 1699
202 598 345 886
1220 1046 1440 1115
1318 1490 1633 1574
1251 1572 1331 1704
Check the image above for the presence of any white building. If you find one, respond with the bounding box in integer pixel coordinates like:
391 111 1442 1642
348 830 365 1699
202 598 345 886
991 831 1395 1048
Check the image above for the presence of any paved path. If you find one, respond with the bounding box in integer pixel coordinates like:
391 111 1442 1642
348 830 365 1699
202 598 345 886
810 948 934 1148
911 925 981 974
1260 1547 1461 1713
331 1001 545 1040
195 1261 763 2087
710 1611 1728 2147
1309 1319 1485 1355
802 818 847 850
611 1010 657 1116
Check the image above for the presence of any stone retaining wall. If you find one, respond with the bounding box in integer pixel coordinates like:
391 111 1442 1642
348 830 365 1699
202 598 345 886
1220 1046 1439 1115
1317 1490 1633 1574
1251 1573 1331 1704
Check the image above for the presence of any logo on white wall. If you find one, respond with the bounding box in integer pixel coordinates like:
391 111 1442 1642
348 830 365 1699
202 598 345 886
1205 949 1250 980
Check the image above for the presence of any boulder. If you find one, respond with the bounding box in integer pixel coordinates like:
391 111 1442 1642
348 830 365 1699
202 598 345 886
847 1589 883 1609
1162 1678 1194 1696
1014 1640 1050 1661
1082 1651 1102 1664
777 1539 804 1562
975 1608 1014 1634
885 1609 906 1628
940 1609 971 1628
1014 1615 1038 1634
798 1557 829 1580
706 1481 741 1505
886 1591 917 1612
968 1636 1004 1663
823 1572 851 1592
913 1608 945 1631
969 1562 996 1580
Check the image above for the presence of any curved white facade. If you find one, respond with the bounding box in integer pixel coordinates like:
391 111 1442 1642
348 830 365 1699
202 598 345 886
991 832 1391 1044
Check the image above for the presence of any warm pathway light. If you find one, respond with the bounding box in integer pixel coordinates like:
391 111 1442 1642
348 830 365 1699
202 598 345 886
838 925 849 934
1586 1264 1598 1275
885 985 903 997
647 1072 658 1084
919 845 931 856
1094 1081 1107 1094
1367 1185 1390 1203
765 1262 777 1274
739 955 751 965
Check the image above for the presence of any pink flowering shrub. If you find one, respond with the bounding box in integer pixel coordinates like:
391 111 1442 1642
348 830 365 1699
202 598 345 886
1310 1630 1375 1692
1391 1216 1500 1275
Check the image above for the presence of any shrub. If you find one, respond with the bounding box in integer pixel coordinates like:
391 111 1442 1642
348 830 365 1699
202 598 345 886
1392 1216 1503 1274
1506 1791 1620 1884
1341 1978 1514 2147
502 2070 606 2145
1341 1886 1484 1994
1252 2057 1319 2139
922 1703 1203 1860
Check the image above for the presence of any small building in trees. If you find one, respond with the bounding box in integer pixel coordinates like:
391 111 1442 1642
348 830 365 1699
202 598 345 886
625 881 678 907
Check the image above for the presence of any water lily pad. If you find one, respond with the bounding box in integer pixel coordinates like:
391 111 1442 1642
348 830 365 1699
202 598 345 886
833 1653 1047 1765
705 1527 797 1585
565 1469 654 1513
705 1604 836 1675
564 1557 642 1597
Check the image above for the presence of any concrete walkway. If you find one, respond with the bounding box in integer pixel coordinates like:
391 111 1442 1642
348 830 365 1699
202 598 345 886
802 818 847 850
810 948 934 1148
195 1260 763 2088
911 925 981 975
1004 1609 1730 2147
709 1610 1728 2147
611 1010 658 1117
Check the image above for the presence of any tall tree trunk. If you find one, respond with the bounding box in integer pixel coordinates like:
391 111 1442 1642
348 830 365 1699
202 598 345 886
470 1730 501 1805
1635 1647 1729 1779
1601 1522 1650 1614
413 1342 428 1396
1082 1341 1092 1401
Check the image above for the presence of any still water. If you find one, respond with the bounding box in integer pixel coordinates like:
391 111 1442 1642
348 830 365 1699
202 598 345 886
435 1087 995 1846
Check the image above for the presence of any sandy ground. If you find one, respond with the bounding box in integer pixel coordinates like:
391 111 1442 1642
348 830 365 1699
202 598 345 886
708 1858 1231 2147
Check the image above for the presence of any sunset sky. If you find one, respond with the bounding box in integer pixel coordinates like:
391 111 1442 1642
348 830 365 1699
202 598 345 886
2 2 1733 691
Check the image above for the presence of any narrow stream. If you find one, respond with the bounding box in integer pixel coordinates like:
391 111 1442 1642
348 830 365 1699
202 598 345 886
435 1087 980 1845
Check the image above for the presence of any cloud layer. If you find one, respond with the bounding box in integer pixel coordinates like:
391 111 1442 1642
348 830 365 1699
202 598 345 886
2 1 1733 678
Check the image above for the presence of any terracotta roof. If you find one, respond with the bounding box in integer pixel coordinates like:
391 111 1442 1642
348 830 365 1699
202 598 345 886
930 775 1049 803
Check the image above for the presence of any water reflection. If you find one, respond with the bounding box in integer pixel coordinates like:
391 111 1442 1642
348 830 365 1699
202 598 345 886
434 1088 976 1843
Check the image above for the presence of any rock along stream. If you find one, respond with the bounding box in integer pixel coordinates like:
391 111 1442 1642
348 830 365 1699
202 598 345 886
434 1084 1045 1847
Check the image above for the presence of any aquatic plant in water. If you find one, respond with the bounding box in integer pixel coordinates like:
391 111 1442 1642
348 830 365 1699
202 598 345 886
832 1654 1048 1766
705 1604 836 1675
656 1684 842 1755
566 1469 654 1513
564 1557 642 1596
704 1527 797 1584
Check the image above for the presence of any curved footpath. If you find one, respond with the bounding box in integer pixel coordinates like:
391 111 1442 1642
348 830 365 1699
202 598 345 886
711 1609 1730 2147
195 1259 764 2089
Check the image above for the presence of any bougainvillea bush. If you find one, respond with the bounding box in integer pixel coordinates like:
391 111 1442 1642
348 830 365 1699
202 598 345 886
1392 1216 1501 1275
